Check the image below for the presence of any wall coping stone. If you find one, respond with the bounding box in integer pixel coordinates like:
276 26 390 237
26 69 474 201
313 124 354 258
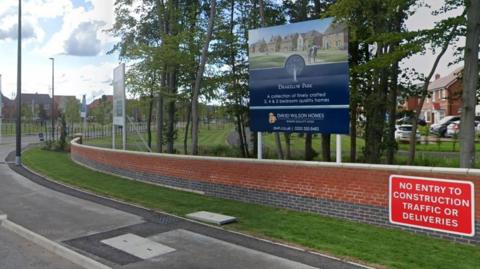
71 138 477 177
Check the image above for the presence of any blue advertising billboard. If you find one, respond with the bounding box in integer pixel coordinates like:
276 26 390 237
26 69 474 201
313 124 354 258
248 18 349 134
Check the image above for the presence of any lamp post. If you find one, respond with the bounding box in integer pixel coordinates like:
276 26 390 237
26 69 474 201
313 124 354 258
15 0 22 166
49 57 54 141
0 74 3 144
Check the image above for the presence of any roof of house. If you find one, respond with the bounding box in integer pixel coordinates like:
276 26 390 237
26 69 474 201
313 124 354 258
18 93 52 105
429 67 463 91
88 95 113 110
324 23 347 35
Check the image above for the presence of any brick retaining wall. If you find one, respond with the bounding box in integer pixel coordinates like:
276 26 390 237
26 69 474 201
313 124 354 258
70 139 479 245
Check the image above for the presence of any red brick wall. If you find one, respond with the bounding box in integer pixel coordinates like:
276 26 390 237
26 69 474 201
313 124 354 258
70 143 480 220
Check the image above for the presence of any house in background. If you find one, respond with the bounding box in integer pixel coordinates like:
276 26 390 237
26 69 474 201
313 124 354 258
54 95 77 113
403 67 463 124
21 93 53 122
88 95 113 111
323 23 348 50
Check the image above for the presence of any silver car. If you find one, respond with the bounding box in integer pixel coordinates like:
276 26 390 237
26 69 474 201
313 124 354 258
395 125 421 142
446 120 480 137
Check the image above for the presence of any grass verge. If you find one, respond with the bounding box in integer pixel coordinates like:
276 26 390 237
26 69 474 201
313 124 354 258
22 147 480 269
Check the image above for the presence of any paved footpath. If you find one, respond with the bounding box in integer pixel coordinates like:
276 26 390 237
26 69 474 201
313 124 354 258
0 137 367 269
0 225 82 269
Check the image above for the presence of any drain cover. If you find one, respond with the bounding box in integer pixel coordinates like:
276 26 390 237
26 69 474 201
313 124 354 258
101 233 175 259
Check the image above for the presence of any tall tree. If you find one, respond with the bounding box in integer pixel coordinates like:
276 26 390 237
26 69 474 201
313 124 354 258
191 0 217 155
459 0 480 168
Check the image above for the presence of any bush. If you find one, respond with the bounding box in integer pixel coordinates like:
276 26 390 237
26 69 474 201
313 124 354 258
42 140 70 152
198 145 242 157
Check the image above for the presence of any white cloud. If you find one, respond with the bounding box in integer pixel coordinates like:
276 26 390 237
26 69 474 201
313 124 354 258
39 0 115 57
64 21 106 56
0 0 118 101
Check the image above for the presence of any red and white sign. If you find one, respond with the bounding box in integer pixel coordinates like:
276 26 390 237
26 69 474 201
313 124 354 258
389 175 475 236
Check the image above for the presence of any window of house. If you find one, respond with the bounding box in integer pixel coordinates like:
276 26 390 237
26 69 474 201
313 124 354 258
425 111 431 122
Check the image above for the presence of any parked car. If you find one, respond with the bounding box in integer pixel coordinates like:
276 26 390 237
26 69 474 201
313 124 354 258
446 120 480 137
396 117 427 126
429 116 461 137
395 125 421 142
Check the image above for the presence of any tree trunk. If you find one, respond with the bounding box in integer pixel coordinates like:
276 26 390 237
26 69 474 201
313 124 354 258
408 26 457 164
274 133 284 159
386 61 399 164
349 41 360 163
191 0 216 155
321 134 331 162
166 71 176 154
305 134 314 161
240 114 250 157
364 61 388 164
184 103 191 154
236 114 246 157
284 133 292 159
156 72 166 153
147 93 154 149
460 1 480 168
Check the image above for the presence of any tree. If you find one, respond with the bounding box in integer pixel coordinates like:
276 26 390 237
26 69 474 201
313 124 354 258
459 0 480 168
90 95 112 126
64 97 81 128
191 0 217 155
407 24 460 164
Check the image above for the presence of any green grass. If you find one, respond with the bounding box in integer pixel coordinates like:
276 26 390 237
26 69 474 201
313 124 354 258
86 124 233 153
22 147 480 269
249 55 286 69
262 133 364 153
398 140 480 152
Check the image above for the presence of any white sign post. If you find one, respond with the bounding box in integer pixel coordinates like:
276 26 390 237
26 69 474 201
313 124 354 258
113 63 126 150
80 94 87 136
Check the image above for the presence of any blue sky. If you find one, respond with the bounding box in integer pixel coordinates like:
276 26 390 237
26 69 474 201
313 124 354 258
0 0 118 102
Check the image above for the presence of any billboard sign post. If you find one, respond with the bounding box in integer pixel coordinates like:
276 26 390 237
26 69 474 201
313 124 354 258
113 63 126 150
248 18 349 135
80 94 87 134
389 175 475 237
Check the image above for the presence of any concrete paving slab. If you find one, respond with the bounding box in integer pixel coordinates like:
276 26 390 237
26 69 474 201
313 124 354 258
101 233 175 260
119 229 319 269
186 211 236 225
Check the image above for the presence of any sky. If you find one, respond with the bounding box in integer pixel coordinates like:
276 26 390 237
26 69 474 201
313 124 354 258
0 0 466 103
0 0 117 103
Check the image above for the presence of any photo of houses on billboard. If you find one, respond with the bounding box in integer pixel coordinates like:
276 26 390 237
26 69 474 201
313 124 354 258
248 18 348 70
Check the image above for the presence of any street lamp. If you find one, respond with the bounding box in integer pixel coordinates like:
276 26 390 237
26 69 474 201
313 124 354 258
15 0 22 166
49 57 54 141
